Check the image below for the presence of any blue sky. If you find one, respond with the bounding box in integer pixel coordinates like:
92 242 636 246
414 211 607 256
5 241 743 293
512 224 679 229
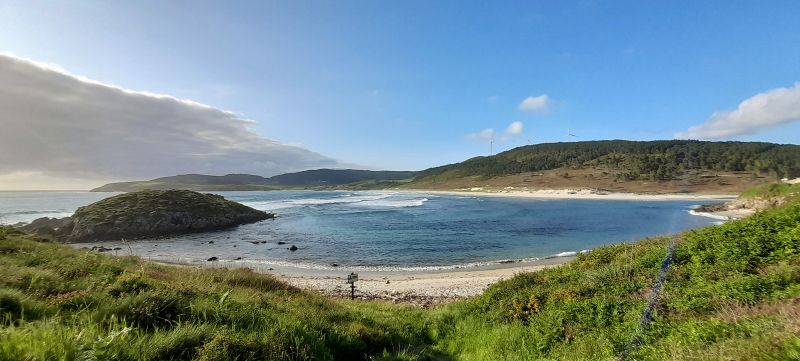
1 0 799 176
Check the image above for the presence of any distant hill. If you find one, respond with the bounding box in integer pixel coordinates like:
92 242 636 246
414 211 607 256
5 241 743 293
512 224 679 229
269 169 417 186
91 169 418 192
409 140 800 193
93 140 800 193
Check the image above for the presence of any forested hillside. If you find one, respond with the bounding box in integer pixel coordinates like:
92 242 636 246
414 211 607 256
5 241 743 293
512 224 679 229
268 169 417 186
415 140 800 183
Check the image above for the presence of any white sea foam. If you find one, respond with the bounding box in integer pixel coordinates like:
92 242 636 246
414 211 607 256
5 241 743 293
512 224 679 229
360 197 428 208
687 209 729 221
553 251 578 257
244 192 429 211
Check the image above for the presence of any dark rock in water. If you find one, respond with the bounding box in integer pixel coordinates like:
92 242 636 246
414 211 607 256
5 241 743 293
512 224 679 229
113 247 122 250
234 257 242 260
209 241 214 244
17 217 74 238
694 203 727 213
15 190 274 243
92 246 114 252
499 260 516 264
289 245 298 251
207 257 219 261
260 241 267 244
277 241 287 245
248 241 260 244
233 245 237 247
331 263 338 267
267 268 274 271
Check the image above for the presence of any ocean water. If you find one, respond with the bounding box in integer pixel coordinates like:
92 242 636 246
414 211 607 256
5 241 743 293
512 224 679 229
0 191 724 270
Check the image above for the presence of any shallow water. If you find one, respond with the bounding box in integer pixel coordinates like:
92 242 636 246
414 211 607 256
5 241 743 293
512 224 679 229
0 190 724 270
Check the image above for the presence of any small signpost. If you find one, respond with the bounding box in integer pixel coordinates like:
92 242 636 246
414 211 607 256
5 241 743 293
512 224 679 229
347 272 358 300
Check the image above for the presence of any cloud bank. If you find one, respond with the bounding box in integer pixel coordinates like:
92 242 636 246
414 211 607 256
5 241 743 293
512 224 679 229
0 54 346 188
466 128 496 142
675 83 800 139
518 94 551 112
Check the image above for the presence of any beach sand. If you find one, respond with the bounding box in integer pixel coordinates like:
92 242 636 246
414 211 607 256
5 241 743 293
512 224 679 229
399 187 737 201
277 257 572 307
158 256 574 308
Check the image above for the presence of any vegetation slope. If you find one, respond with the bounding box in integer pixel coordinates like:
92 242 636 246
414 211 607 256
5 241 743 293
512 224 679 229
410 140 800 193
19 190 273 243
2 186 799 360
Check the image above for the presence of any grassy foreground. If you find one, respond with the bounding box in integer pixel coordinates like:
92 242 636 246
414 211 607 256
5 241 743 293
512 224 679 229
1 199 799 360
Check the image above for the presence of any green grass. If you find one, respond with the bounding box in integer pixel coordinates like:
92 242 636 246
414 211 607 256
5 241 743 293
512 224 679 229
72 190 269 225
2 196 800 360
739 182 800 201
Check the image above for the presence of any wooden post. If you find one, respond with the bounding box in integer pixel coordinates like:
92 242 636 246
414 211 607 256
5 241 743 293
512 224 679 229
347 272 358 300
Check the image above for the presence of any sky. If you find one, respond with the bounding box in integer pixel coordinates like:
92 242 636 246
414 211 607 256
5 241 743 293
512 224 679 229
1 1 799 190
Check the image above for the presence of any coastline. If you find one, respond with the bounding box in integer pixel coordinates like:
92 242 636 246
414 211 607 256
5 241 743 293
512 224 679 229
396 187 738 201
688 208 754 221
408 187 750 221
56 188 740 307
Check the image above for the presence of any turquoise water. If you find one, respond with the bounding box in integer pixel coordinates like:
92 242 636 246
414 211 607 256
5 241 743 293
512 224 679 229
0 191 723 270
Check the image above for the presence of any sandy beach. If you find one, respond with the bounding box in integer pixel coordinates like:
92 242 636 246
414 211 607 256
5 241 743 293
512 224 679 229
278 257 572 306
399 187 738 201
157 256 574 307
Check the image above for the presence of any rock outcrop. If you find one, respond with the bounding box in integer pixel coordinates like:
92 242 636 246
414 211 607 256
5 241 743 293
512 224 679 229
18 190 273 242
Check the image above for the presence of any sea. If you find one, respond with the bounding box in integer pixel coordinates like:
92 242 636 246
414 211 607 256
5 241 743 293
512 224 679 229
0 191 725 271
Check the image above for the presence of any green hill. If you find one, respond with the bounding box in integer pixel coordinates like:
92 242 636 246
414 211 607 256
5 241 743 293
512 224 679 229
2 186 799 359
417 140 800 180
91 169 418 192
18 190 273 242
268 169 417 186
410 140 800 193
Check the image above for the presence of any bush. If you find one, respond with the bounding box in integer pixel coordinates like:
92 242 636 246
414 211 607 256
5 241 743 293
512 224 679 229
110 289 189 330
109 271 152 296
0 288 50 324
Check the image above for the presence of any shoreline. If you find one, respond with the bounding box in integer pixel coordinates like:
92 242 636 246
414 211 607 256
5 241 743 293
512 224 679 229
395 187 738 201
56 189 738 306
150 256 575 307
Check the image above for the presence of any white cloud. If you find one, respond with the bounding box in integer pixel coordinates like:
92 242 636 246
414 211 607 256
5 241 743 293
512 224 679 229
675 83 800 139
0 54 348 188
466 128 495 142
505 121 524 135
518 94 551 112
467 121 525 143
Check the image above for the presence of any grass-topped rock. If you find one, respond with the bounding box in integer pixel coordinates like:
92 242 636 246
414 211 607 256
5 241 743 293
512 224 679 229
18 190 273 242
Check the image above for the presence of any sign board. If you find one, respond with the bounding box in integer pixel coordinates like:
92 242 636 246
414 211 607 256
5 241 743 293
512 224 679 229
347 272 358 283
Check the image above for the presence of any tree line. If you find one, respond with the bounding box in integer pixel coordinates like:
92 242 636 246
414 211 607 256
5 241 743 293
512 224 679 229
417 140 800 181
